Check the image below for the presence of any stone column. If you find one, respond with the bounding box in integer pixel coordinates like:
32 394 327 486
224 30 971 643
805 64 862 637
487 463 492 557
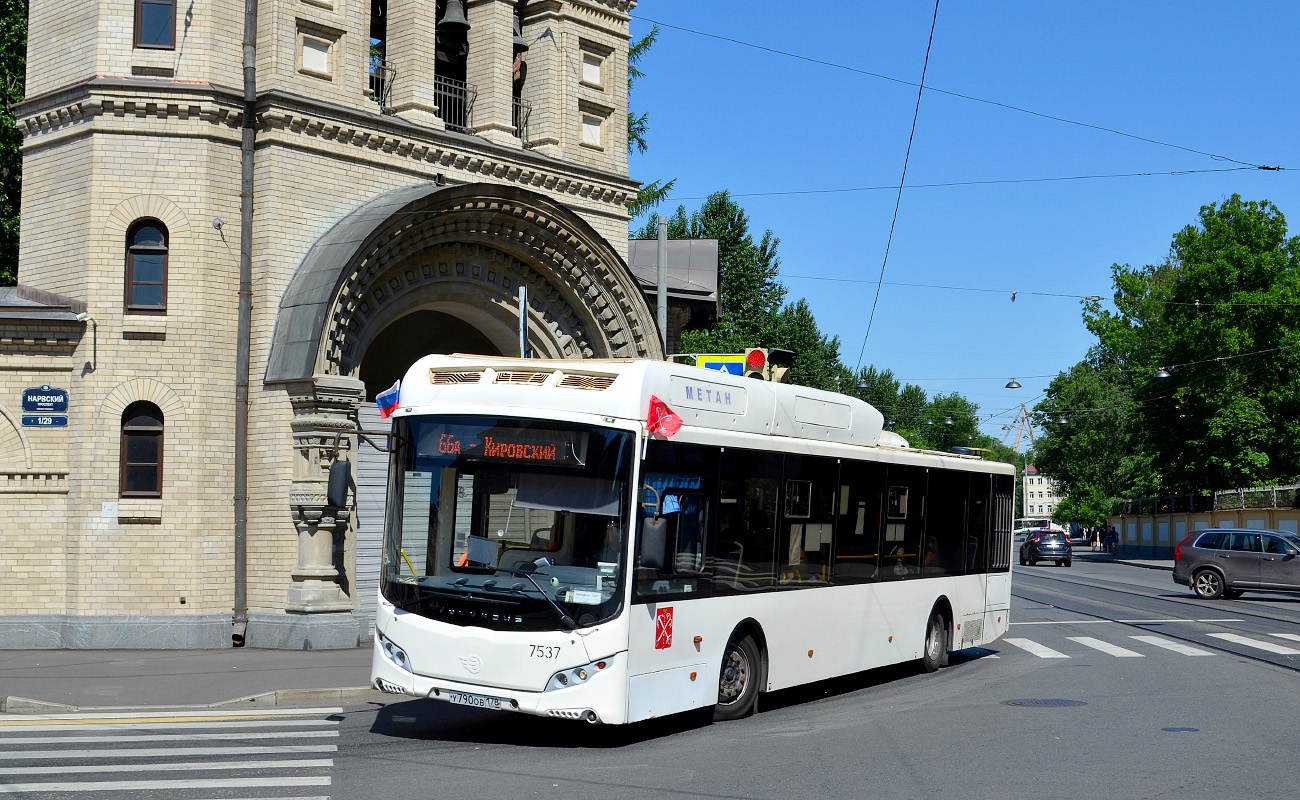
278 375 365 647
465 0 517 145
386 0 443 126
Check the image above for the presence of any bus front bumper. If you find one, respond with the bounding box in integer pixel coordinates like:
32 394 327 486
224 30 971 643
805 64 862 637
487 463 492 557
371 636 630 724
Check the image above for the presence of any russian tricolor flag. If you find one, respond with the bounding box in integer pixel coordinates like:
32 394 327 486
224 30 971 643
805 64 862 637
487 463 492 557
376 380 401 419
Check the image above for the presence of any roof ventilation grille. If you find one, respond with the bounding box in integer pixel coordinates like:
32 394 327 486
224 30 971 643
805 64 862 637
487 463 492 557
559 374 616 391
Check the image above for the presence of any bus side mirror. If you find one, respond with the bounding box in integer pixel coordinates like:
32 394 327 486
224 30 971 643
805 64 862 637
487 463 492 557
640 516 668 570
327 460 351 509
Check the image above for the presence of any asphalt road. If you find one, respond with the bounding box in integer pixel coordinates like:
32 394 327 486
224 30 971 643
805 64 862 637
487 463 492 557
327 556 1300 800
6 557 1297 799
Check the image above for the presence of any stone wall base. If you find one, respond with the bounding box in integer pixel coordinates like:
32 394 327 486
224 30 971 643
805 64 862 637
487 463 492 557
245 612 361 650
0 614 231 649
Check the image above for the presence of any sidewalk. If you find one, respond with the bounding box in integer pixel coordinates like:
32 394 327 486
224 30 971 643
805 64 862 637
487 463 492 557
1072 546 1173 571
0 645 381 713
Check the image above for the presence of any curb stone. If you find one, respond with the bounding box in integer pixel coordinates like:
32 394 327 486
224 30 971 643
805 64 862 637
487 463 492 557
1 686 384 715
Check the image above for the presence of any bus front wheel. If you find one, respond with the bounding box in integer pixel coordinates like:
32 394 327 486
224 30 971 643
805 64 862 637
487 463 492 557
714 634 760 721
922 613 946 673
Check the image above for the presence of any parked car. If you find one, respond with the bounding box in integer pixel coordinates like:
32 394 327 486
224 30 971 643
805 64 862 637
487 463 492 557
1173 528 1300 599
1019 530 1072 567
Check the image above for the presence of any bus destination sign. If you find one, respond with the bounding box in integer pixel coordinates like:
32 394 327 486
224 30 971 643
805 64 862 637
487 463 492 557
23 385 68 414
431 426 587 466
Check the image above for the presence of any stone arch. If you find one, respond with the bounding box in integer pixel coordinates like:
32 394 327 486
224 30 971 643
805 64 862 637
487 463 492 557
0 403 33 469
266 182 661 385
100 378 187 426
104 195 192 239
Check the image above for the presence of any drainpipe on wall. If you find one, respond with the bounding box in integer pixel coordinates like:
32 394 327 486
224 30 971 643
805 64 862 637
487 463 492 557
232 0 258 646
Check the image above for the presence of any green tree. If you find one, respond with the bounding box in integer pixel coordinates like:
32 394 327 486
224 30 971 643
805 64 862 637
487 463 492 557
0 0 25 286
626 25 674 220
1037 195 1300 510
638 191 786 356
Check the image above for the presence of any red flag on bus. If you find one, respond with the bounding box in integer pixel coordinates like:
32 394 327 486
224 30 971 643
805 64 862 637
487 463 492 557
646 395 682 437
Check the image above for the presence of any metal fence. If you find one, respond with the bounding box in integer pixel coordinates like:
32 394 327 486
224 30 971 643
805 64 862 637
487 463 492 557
1113 484 1300 515
435 76 477 133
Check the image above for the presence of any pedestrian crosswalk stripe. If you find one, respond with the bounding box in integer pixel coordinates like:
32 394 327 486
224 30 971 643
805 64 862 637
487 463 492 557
1206 632 1300 655
0 730 339 745
0 776 331 793
0 758 333 776
1067 636 1143 657
0 719 336 734
1129 635 1214 656
1003 638 1069 658
0 744 336 761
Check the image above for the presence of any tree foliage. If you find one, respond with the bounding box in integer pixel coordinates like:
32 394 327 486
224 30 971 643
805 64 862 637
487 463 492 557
641 191 1005 465
625 25 675 220
1035 195 1300 513
0 0 24 286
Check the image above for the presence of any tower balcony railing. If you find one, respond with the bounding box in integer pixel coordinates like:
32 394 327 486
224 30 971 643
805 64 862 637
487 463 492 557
369 56 394 112
435 76 476 133
512 96 532 143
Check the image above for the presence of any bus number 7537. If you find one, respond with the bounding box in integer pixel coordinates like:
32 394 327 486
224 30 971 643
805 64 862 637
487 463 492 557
529 645 560 659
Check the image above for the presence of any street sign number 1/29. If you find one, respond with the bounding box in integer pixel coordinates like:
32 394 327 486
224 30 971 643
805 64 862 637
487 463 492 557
21 415 68 427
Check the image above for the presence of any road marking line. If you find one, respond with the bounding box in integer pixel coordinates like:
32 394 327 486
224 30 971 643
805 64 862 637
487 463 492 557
1009 620 1106 625
1270 633 1300 642
0 744 336 760
0 708 342 726
1067 636 1143 657
1117 619 1243 623
0 720 336 734
1206 632 1300 655
0 758 333 776
0 776 331 793
1002 638 1070 658
0 730 339 745
1129 636 1214 656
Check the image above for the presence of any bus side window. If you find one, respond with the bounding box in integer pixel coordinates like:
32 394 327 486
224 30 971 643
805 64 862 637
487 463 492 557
780 454 838 586
716 449 780 592
634 441 718 600
834 460 885 584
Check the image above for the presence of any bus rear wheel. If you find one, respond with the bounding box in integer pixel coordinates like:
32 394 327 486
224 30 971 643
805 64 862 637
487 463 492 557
714 634 760 721
921 613 946 673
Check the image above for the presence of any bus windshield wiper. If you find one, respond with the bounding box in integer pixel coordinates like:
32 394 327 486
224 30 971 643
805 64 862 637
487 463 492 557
393 583 516 612
492 566 578 630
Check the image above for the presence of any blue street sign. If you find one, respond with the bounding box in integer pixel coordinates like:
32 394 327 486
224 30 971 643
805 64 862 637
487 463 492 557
22 385 68 414
22 415 68 427
696 354 745 375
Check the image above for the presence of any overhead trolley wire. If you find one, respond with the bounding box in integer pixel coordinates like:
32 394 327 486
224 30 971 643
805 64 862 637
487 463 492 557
665 166 1263 202
632 15 1283 171
855 0 941 374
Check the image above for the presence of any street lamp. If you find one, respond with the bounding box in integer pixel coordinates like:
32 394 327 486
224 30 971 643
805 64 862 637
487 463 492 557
1154 367 1171 378
1005 378 1021 389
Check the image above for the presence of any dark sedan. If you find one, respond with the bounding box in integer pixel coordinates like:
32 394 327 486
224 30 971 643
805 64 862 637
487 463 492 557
1173 528 1300 599
1019 530 1072 567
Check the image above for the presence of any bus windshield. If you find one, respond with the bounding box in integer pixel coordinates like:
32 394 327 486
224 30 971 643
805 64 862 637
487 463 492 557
380 415 635 631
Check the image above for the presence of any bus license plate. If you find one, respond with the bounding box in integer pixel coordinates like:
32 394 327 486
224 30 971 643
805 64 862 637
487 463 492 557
447 691 501 709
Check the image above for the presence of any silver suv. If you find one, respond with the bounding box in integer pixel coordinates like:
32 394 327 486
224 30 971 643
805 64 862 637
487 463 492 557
1173 528 1300 599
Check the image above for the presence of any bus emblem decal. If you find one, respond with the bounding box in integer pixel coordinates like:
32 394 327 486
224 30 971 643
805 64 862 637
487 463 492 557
655 607 673 650
459 655 483 674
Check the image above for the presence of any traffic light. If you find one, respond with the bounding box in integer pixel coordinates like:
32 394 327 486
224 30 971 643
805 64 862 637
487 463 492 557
743 347 794 382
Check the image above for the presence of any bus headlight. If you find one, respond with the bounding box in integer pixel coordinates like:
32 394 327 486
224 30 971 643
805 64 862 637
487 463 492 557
379 633 412 673
545 657 611 691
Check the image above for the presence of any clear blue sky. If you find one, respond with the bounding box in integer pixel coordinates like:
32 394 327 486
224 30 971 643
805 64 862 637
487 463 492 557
627 0 1300 443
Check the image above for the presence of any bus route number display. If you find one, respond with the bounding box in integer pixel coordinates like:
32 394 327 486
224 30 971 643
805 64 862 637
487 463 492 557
434 427 586 466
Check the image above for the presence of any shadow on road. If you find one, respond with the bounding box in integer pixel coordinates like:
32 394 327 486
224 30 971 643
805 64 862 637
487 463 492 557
366 649 1001 746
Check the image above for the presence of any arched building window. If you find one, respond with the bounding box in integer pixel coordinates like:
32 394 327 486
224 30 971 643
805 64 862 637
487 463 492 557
121 402 164 497
135 0 176 49
125 220 168 313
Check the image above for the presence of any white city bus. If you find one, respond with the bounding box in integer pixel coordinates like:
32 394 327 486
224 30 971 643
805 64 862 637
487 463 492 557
366 355 1014 724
